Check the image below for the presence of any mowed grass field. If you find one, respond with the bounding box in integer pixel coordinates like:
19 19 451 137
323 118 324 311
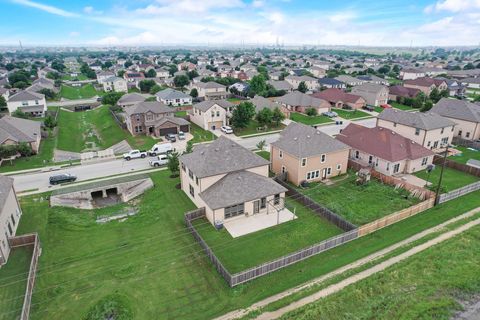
297 172 420 225
7 170 480 320
58 84 98 100
0 246 33 320
414 167 479 193
281 224 480 320
331 108 371 120
193 199 343 272
290 112 334 126
233 120 285 136
56 106 156 152
449 146 480 165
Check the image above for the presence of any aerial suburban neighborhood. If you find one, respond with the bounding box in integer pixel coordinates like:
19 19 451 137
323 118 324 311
0 0 480 320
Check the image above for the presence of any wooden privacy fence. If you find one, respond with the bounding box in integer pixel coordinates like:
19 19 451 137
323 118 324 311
437 181 480 204
9 233 41 320
433 156 480 177
358 198 435 236
453 136 480 150
109 109 127 129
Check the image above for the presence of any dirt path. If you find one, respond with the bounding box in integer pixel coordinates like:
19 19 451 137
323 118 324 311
215 207 480 320
255 217 480 320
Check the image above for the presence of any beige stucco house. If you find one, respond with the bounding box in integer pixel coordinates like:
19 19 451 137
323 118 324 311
7 90 47 117
336 124 435 176
102 76 128 93
0 116 42 153
189 100 234 131
0 175 22 265
271 123 350 186
351 83 389 106
377 108 456 151
179 137 287 229
431 98 480 141
190 81 228 101
285 75 319 91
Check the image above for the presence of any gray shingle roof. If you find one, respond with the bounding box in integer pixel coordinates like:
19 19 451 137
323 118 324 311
179 136 269 178
0 175 14 212
249 95 282 113
193 100 233 112
199 171 287 210
154 116 189 128
431 98 480 123
378 108 456 130
155 88 191 100
8 90 44 102
0 116 41 144
117 93 145 105
274 91 326 108
195 81 226 89
271 122 349 158
125 101 172 116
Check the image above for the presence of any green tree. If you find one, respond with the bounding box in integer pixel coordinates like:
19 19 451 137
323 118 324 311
255 107 273 127
167 151 180 177
39 88 56 100
272 107 285 126
51 60 66 72
187 70 199 80
298 81 308 93
43 115 57 129
429 87 440 103
124 60 133 68
102 92 125 105
190 88 198 98
412 92 426 109
249 75 267 95
306 107 317 116
231 102 256 128
12 109 29 119
256 139 266 151
420 100 433 112
184 141 193 154
463 63 475 70
145 69 156 78
139 80 156 93
150 85 163 94
8 70 30 87
0 96 6 108
80 63 96 79
174 75 190 88
46 71 61 80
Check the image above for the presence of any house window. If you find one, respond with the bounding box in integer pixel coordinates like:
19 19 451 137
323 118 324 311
415 128 420 136
216 111 220 117
458 130 462 136
421 157 428 166
136 115 141 121
188 169 193 179
301 158 307 167
441 128 444 134
281 166 286 173
336 164 342 171
189 185 194 197
466 132 471 138
451 126 454 132
368 155 373 164
10 214 15 227
393 163 400 173
211 111 215 117
320 154 326 163
355 150 359 159
393 123 397 127
224 203 244 219
274 194 280 205
441 137 448 145
195 177 199 186
279 150 283 158
260 197 266 209
7 222 13 236
181 163 186 172
327 167 332 175
427 141 431 147
35 100 39 105
386 163 390 171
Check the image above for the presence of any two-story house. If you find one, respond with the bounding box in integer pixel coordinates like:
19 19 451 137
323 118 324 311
336 123 435 176
377 108 456 151
0 175 22 265
102 76 128 93
351 83 389 107
431 98 480 141
6 90 47 117
123 72 145 89
404 77 448 95
124 101 189 137
190 82 228 101
189 100 234 130
155 88 192 106
271 123 350 186
285 75 319 91
179 136 287 234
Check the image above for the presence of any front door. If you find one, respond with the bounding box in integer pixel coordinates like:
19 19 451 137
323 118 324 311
322 168 328 179
253 200 260 214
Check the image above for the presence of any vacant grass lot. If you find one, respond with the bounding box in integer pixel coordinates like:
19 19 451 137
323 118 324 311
449 146 480 164
297 172 420 225
331 108 371 120
190 123 216 144
193 199 343 272
233 120 285 136
414 166 479 193
11 170 480 320
281 224 480 320
290 112 334 126
56 106 156 152
61 74 88 81
58 84 98 100
390 101 415 111
0 246 33 320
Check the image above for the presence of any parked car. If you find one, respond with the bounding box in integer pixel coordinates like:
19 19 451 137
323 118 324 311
123 150 147 161
149 154 169 167
362 105 375 112
221 125 233 134
96 96 103 102
178 131 185 140
322 111 338 118
49 173 77 185
380 104 392 109
148 143 173 156
165 133 177 142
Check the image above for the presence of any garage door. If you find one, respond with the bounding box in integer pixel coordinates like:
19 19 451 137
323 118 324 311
159 127 178 136
208 121 223 130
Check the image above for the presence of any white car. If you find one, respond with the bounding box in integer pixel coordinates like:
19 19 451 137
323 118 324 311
221 125 233 134
149 154 169 167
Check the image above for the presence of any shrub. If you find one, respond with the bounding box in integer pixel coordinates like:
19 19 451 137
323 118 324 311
306 107 317 116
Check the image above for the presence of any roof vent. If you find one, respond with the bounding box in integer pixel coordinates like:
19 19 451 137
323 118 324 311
306 135 311 139
215 148 220 152
294 137 298 141
316 131 321 134
391 131 395 134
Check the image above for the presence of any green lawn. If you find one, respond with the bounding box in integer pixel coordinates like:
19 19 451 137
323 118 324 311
61 74 88 81
190 123 216 144
12 169 480 320
374 106 384 113
414 167 479 193
331 108 371 120
0 246 33 320
58 84 98 100
256 150 270 161
297 172 420 225
233 120 285 136
174 111 187 117
449 146 480 165
281 224 480 320
227 98 243 104
57 106 156 152
290 112 334 126
390 101 415 111
387 78 403 85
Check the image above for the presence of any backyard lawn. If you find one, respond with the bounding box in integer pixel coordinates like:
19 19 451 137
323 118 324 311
290 112 334 126
256 150 270 161
281 224 480 320
414 166 479 193
0 246 33 320
233 120 285 136
297 172 420 225
10 169 480 320
331 108 371 120
61 74 88 81
58 84 98 100
194 199 343 272
190 123 216 144
174 110 187 117
390 101 415 111
449 146 480 165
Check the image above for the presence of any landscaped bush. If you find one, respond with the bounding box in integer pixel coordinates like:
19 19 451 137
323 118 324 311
0 142 34 159
305 107 317 116
84 294 133 320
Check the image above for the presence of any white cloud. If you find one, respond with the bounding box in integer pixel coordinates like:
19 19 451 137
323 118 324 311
252 0 264 8
136 0 245 14
11 0 78 17
425 0 480 13
83 6 102 15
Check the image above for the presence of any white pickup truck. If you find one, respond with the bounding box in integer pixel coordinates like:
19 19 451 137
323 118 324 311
123 150 148 161
149 154 169 167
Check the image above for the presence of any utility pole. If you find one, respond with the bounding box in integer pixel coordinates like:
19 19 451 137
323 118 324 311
434 144 449 205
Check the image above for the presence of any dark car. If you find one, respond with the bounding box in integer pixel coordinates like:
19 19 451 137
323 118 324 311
362 105 375 112
49 173 77 185
165 133 176 142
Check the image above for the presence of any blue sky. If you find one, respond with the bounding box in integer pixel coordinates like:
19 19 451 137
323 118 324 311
1 0 479 46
